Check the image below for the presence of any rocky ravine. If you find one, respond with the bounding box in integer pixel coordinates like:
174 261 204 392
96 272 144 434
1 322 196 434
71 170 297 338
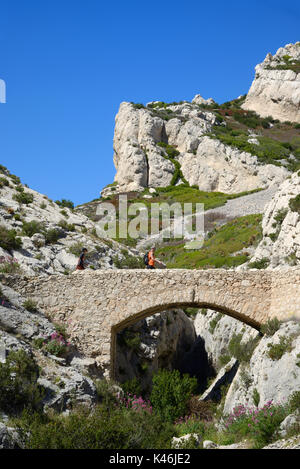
243 42 300 123
110 100 288 194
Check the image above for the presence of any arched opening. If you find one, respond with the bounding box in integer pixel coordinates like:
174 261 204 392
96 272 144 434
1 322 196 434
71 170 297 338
110 300 260 395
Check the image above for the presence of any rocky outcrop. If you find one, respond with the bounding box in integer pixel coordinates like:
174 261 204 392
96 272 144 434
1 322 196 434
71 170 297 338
110 101 289 194
242 42 300 123
243 171 300 269
194 310 258 371
0 167 139 275
178 136 288 193
223 321 300 414
0 281 98 413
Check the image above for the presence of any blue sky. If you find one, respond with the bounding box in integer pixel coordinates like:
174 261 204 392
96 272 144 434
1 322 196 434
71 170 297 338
0 0 299 206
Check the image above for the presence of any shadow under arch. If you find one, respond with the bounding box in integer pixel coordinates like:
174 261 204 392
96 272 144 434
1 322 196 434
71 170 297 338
110 300 260 379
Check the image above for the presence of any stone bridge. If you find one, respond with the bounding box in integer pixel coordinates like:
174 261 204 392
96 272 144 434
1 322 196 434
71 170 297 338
11 268 300 377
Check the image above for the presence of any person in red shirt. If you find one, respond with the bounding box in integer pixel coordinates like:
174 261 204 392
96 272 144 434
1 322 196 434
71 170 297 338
147 247 156 269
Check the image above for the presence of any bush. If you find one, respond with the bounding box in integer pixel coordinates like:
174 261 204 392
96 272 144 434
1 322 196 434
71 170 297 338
183 307 198 318
43 228 61 244
19 404 174 449
58 219 75 232
260 318 281 336
22 220 44 237
209 313 223 334
228 333 260 363
0 225 22 251
117 330 141 352
113 253 144 269
10 174 21 185
248 257 270 269
68 242 84 257
267 336 293 360
55 199 74 210
0 256 21 273
289 391 300 413
0 177 9 187
23 299 38 312
289 194 300 214
13 191 34 205
0 350 43 414
253 388 260 407
150 369 197 422
120 378 142 397
223 401 288 448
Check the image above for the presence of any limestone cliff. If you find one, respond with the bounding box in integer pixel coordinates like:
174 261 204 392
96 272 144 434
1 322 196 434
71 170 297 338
110 100 288 194
241 170 300 269
242 42 300 123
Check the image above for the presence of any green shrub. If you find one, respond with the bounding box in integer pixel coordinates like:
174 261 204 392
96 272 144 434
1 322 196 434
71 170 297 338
183 307 198 318
112 253 144 269
0 350 43 414
228 333 260 363
54 323 69 341
223 401 288 448
58 219 75 232
117 330 141 351
10 174 21 185
289 391 300 413
253 388 260 407
0 177 9 187
289 194 300 214
18 404 174 449
0 257 21 273
43 228 61 244
120 378 142 397
68 242 84 257
150 369 197 422
22 220 44 237
267 336 293 360
209 313 223 334
248 257 270 269
219 354 231 367
0 225 22 251
60 209 68 218
13 191 34 205
55 199 74 210
23 299 38 312
261 318 281 336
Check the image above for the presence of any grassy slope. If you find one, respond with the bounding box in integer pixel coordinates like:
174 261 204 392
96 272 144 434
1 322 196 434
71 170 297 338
156 214 263 269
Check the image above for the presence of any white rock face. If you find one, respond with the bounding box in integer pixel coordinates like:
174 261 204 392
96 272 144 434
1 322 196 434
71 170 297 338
223 321 300 414
179 136 288 193
194 310 259 371
243 42 300 123
192 94 215 106
110 101 289 194
113 102 174 191
244 171 300 268
0 169 139 275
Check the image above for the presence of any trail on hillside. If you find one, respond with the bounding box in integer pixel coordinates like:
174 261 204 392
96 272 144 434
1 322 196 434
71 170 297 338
136 184 279 251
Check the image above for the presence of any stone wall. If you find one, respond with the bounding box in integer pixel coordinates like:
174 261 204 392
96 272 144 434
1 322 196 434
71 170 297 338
4 268 300 376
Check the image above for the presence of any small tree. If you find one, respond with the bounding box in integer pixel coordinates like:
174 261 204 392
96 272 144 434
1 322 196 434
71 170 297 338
150 369 197 422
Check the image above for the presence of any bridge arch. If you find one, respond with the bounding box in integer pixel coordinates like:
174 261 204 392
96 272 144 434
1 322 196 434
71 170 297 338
110 296 261 379
5 268 299 378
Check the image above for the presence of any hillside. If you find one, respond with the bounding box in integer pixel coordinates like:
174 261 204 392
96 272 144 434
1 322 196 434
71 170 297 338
0 165 142 276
